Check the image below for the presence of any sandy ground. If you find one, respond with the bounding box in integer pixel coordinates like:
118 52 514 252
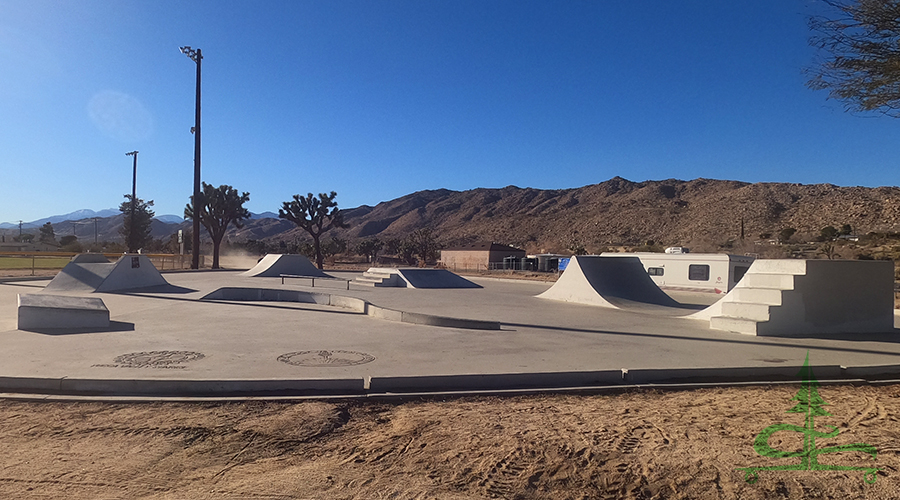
1 384 898 499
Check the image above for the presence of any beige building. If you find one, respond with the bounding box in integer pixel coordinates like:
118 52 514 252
440 243 526 271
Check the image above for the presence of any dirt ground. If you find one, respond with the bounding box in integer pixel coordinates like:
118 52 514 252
0 385 898 499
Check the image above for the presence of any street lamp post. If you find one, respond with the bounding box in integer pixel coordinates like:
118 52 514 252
180 45 202 269
125 150 139 253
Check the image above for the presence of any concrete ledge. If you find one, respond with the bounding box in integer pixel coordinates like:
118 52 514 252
0 377 366 397
624 365 844 384
0 363 899 398
202 287 499 330
400 311 501 330
0 376 66 393
842 364 900 380
370 370 624 392
17 294 110 331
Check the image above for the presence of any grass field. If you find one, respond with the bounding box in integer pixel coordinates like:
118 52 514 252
0 256 70 270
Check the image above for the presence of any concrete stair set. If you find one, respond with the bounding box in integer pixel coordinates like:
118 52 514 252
354 269 404 287
705 259 893 336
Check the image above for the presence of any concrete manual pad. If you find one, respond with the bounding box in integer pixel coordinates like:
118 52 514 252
17 294 109 331
367 267 480 288
0 270 899 397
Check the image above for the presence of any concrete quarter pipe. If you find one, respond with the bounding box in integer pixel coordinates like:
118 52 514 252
537 255 681 309
241 254 330 278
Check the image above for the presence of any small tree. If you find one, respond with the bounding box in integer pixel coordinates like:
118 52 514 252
355 238 383 263
408 228 439 266
119 195 155 252
19 233 34 244
59 235 83 253
820 226 839 241
39 222 55 244
779 227 797 244
840 223 853 235
397 238 418 266
279 191 348 269
819 241 839 260
185 183 251 269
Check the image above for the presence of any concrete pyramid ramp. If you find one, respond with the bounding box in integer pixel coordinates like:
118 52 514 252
537 255 680 309
241 254 330 278
45 254 168 292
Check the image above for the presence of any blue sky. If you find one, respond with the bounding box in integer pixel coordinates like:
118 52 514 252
2 0 898 223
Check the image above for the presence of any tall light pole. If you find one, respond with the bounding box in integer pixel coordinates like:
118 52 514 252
180 45 202 269
125 151 139 253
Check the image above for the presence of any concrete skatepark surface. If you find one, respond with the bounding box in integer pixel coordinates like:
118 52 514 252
2 264 900 397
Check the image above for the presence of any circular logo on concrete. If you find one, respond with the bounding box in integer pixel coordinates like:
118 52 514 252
113 351 205 368
278 350 375 367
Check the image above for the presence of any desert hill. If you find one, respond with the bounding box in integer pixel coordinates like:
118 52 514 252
230 177 900 254
6 177 900 255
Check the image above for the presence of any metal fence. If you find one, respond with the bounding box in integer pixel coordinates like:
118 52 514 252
0 252 204 276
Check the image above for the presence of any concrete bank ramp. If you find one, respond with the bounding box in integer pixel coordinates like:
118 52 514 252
362 268 481 289
690 259 895 336
44 254 168 293
242 254 330 278
537 255 681 309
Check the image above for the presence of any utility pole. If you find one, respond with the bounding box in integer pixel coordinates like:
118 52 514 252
125 151 139 252
180 45 202 269
18 221 22 237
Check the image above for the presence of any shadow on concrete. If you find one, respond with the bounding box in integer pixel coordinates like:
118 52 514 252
200 298 362 316
501 322 900 358
22 320 135 335
111 284 197 294
114 292 363 317
0 282 47 289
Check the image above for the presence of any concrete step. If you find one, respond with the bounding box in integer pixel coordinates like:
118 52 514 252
355 273 403 287
748 260 807 275
721 302 770 321
710 316 760 335
730 288 783 305
740 273 795 290
362 271 394 280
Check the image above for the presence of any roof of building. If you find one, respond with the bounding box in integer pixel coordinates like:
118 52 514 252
441 242 525 253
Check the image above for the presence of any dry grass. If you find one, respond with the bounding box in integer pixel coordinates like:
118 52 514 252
1 385 898 499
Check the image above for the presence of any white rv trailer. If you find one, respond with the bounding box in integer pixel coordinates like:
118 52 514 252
600 252 755 294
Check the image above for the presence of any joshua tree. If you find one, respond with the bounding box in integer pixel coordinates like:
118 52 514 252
279 191 348 269
185 183 251 269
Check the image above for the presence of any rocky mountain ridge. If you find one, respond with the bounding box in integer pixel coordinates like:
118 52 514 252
5 177 900 254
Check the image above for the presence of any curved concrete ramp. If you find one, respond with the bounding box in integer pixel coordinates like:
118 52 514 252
537 255 681 309
45 255 168 293
241 254 330 278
